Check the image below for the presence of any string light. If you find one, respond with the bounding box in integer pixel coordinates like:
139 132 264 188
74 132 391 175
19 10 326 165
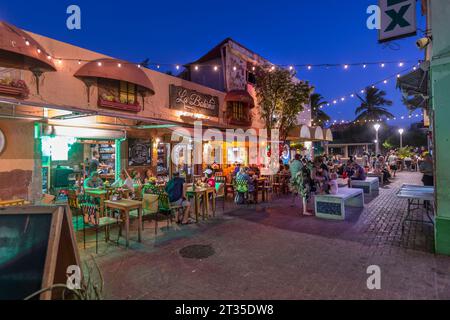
25 40 30 46
321 65 417 110
323 111 424 127
97 62 102 66
37 48 41 54
117 63 122 67
214 65 218 71
194 65 199 71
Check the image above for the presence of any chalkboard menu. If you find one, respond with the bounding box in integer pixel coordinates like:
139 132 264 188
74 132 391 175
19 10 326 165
128 139 151 166
0 206 80 300
0 213 52 300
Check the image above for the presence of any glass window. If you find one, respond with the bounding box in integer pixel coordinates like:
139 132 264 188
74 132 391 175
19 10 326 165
231 102 245 120
119 81 136 104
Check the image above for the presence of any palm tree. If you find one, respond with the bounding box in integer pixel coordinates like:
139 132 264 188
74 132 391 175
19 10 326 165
354 86 394 122
310 93 331 125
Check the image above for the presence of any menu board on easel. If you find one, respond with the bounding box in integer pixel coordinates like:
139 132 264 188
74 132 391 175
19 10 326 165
0 205 80 300
128 138 151 166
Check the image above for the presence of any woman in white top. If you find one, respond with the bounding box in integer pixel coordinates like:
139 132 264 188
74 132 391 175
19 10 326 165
111 170 134 190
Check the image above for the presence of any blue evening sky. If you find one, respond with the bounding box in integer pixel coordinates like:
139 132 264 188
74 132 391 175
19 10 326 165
0 0 426 125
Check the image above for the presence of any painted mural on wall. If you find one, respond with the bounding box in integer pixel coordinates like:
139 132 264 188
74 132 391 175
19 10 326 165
169 85 219 117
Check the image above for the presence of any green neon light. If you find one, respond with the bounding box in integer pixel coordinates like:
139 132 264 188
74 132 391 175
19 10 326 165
115 138 125 180
136 124 178 129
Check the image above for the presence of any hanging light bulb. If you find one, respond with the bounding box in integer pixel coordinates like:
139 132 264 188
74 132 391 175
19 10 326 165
47 55 52 60
233 66 237 71
307 65 312 70
381 63 385 68
117 63 122 67
157 65 160 69
194 65 199 71
25 40 30 46
213 66 218 71
97 62 102 67
176 65 180 70
78 60 82 65
289 66 294 71
37 48 41 54
363 64 367 68
383 80 388 84
350 94 354 98
344 64 349 70
399 62 404 67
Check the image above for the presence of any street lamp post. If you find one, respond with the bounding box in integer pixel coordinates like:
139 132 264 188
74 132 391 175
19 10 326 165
374 124 381 155
398 128 404 149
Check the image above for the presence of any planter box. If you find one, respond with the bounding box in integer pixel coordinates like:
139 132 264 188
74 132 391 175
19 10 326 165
228 118 252 126
98 98 141 112
0 83 28 98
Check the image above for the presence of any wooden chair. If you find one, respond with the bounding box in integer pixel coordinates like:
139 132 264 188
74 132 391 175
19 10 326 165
156 192 183 234
130 193 159 234
80 201 122 254
215 182 226 212
68 189 81 231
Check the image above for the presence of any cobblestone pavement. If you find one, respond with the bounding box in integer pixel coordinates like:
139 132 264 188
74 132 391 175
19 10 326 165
79 171 450 299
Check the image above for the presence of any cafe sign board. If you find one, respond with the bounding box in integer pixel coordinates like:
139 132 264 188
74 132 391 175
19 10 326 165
379 0 417 43
169 85 219 117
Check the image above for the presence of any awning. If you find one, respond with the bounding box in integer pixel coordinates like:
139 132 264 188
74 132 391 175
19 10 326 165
0 21 56 71
397 61 429 110
286 125 333 142
224 90 255 108
397 61 429 97
324 128 333 141
74 58 155 94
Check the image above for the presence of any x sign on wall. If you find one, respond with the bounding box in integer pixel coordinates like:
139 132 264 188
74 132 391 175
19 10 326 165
379 0 417 43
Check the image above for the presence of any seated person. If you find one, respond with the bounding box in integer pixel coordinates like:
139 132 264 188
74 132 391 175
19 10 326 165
143 169 155 184
327 172 339 195
83 171 104 190
203 168 215 188
350 162 366 181
165 172 192 224
111 170 134 190
130 170 142 187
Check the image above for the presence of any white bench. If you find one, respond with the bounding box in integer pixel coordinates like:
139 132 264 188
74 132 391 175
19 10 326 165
367 172 384 186
350 177 379 195
314 187 364 220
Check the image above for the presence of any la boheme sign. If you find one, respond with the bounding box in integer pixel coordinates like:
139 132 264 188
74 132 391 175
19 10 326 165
169 85 219 117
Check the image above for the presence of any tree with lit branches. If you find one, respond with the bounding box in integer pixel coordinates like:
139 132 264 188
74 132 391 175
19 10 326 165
254 65 312 141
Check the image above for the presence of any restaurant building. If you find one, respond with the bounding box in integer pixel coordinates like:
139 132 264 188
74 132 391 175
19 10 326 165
0 22 329 203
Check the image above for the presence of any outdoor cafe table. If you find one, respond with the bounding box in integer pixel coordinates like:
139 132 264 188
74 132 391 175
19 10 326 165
104 199 143 248
396 184 435 228
186 187 216 222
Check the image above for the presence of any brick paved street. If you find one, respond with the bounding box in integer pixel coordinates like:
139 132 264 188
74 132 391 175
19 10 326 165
79 171 450 299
